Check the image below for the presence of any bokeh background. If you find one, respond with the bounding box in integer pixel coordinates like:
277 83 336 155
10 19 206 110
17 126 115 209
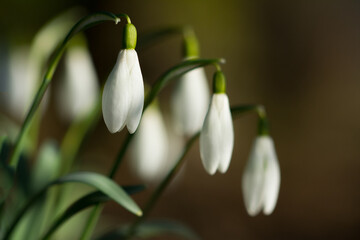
1 0 360 239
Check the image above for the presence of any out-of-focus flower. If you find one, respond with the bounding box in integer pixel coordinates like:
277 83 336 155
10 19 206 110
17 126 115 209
102 23 144 134
1 47 36 120
130 103 168 182
56 45 99 122
171 67 210 136
242 136 281 216
200 71 234 175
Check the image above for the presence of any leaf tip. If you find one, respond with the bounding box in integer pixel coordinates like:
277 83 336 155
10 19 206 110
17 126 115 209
136 210 143 216
115 18 120 24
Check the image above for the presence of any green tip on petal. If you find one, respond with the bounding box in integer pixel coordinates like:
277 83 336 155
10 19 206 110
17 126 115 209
213 71 226 94
123 23 137 49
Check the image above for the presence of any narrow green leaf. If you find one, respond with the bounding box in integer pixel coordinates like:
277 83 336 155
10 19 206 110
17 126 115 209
97 220 200 240
3 172 142 240
9 11 121 170
41 185 144 240
53 172 142 216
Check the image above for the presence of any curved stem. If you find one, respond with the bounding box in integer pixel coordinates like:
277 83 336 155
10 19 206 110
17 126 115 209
124 104 269 239
108 133 133 178
231 104 269 135
231 104 266 119
127 133 200 238
59 97 102 176
8 11 123 170
144 58 225 110
80 57 224 239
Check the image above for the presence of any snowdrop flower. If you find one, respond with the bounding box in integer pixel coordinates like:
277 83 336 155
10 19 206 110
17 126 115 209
171 66 210 135
130 103 168 182
1 46 36 120
56 44 99 122
0 45 50 121
102 23 144 134
242 135 281 216
200 71 234 175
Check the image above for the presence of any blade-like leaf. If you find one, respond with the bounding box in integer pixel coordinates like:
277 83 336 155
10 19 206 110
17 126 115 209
41 185 144 240
4 172 142 240
97 220 200 240
53 172 142 216
9 11 122 170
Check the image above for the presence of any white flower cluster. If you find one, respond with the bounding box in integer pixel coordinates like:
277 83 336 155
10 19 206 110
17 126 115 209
100 22 280 216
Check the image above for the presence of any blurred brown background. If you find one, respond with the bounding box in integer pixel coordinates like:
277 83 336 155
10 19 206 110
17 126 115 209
1 0 360 239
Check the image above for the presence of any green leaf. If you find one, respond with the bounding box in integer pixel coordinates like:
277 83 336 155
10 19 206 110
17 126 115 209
9 11 122 170
96 220 200 240
3 172 142 240
41 185 144 240
53 172 142 216
13 141 62 240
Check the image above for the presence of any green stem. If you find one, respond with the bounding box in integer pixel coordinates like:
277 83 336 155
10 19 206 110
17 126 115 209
144 58 225 110
230 104 265 117
124 104 269 238
4 182 54 240
127 133 200 238
8 11 122 170
78 133 133 240
79 205 104 240
108 133 134 179
80 58 224 239
59 97 101 176
230 104 269 135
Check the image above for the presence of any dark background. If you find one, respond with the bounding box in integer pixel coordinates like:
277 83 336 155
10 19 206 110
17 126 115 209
1 0 360 239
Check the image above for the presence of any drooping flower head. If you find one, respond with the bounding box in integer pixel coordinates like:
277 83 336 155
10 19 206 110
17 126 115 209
172 67 210 135
171 27 210 136
130 102 169 183
56 37 99 122
200 70 234 175
102 22 144 134
242 117 281 216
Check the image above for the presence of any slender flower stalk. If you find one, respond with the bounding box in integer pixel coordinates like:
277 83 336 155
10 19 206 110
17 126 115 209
83 58 224 239
200 70 234 175
102 22 144 134
242 117 281 216
8 11 122 169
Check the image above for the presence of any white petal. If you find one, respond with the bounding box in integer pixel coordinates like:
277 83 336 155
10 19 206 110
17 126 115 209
171 67 210 135
130 105 168 182
199 94 222 175
262 137 281 215
57 46 99 122
216 94 234 173
242 137 267 216
102 50 130 133
5 47 36 119
124 49 144 134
